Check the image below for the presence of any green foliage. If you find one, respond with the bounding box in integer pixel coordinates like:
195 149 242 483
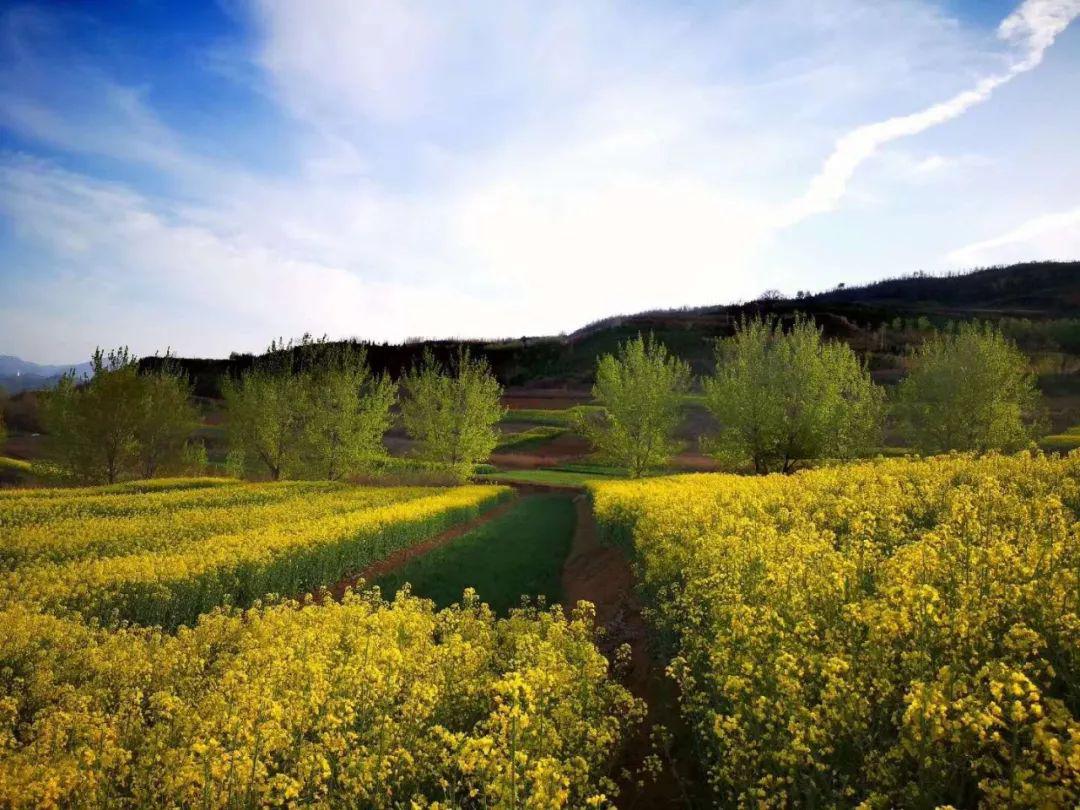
494 425 566 452
299 346 396 480
223 361 307 481
399 349 505 479
896 322 1045 453
180 440 209 475
703 315 884 474
225 338 395 481
134 359 200 478
41 348 199 484
578 334 691 478
376 494 575 615
0 456 31 473
1037 433 1080 454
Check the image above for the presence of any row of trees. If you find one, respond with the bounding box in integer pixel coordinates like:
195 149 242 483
585 318 1044 476
35 317 1044 484
223 341 503 481
39 340 505 485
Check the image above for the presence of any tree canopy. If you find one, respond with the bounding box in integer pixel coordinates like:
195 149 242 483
703 315 883 473
399 349 504 479
895 322 1044 453
579 334 691 478
42 348 198 484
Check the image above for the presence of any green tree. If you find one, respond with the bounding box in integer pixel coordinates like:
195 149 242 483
222 360 308 481
134 359 199 478
704 316 883 474
42 348 143 484
400 349 504 478
895 322 1044 453
578 334 691 478
301 346 396 480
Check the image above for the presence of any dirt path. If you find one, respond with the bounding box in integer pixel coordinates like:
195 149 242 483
316 497 519 602
561 495 698 808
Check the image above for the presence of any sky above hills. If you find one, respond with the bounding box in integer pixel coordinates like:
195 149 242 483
1 0 1079 363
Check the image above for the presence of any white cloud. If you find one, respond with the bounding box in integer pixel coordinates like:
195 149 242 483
1 0 1078 362
0 155 548 360
946 205 1080 266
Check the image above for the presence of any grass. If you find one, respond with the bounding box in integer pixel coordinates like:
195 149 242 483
500 405 601 427
374 493 576 614
477 468 626 488
1040 433 1080 454
494 425 567 452
0 456 32 473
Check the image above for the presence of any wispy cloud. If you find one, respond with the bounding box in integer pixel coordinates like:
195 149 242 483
777 0 1080 227
947 205 1080 266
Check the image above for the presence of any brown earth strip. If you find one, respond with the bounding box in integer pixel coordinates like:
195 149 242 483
562 494 700 808
313 497 519 603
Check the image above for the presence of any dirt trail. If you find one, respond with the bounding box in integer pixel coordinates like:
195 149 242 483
315 497 519 602
562 495 697 808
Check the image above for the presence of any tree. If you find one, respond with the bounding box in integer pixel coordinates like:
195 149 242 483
578 334 691 478
895 322 1044 454
222 360 308 481
42 348 143 484
400 349 504 478
703 315 883 474
300 346 396 480
134 359 199 478
40 348 200 484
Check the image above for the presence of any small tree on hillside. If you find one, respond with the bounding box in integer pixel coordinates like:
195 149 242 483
895 322 1044 453
400 349 504 478
704 315 883 474
578 334 691 478
301 346 396 480
42 348 143 484
135 359 199 478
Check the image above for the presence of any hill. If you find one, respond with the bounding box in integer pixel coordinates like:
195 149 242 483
0 356 93 395
147 261 1080 397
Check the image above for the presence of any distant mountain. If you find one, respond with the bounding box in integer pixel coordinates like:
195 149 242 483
0 356 93 394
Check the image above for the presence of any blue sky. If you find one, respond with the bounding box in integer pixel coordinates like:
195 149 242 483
1 0 1078 363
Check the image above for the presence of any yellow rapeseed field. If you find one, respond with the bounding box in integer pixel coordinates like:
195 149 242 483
0 478 640 807
0 596 640 808
1 482 433 569
592 453 1080 807
2 482 511 628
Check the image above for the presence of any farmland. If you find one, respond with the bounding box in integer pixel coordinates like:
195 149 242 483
2 264 1080 805
591 453 1080 806
0 477 644 807
6 451 1077 806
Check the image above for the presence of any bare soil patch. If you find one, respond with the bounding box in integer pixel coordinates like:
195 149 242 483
502 387 592 410
562 496 699 807
490 432 592 469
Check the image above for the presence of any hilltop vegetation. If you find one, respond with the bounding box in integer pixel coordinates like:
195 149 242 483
141 261 1080 394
